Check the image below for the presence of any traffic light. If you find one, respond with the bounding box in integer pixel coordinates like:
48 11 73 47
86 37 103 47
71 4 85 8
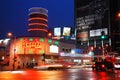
100 31 106 40
101 35 106 39
90 46 94 51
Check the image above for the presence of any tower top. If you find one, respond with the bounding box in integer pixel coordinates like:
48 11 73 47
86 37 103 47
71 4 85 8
28 7 48 17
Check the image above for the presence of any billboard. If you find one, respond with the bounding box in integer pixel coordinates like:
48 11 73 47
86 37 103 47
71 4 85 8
62 27 71 36
90 28 108 37
77 31 88 41
54 27 61 36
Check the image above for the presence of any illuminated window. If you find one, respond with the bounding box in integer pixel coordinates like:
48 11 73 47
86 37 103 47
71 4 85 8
29 38 33 41
54 41 59 45
40 38 44 42
48 39 52 44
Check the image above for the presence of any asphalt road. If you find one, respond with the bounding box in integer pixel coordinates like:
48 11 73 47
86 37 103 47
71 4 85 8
0 68 120 80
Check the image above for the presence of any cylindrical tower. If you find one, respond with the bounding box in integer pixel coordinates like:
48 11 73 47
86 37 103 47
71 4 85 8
28 7 48 37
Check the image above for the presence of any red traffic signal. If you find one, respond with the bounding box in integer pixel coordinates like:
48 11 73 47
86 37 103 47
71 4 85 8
90 46 94 51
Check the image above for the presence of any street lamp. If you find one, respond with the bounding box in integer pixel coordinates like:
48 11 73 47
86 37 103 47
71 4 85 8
7 32 16 70
117 12 120 18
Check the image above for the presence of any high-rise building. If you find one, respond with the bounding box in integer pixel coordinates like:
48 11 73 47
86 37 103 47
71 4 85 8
75 0 120 53
28 7 48 37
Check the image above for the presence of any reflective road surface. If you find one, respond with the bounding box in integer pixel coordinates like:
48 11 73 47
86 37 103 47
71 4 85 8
0 68 120 80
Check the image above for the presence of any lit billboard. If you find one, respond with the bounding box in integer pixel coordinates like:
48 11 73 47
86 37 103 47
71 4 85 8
54 27 61 36
90 28 108 37
77 31 88 41
63 27 71 36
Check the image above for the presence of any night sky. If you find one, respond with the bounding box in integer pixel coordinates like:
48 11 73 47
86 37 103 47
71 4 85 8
0 0 74 39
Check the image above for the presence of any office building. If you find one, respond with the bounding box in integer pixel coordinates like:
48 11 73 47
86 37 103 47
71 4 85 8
75 0 120 54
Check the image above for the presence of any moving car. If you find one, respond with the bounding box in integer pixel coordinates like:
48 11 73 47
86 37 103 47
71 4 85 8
114 63 120 70
34 64 65 70
92 61 114 71
92 61 106 71
34 61 72 70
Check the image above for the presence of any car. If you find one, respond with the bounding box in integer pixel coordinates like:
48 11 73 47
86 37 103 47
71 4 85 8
34 63 66 70
82 64 92 68
92 61 106 71
92 61 114 71
34 64 48 70
104 61 114 71
114 63 120 70
34 61 72 70
71 64 83 69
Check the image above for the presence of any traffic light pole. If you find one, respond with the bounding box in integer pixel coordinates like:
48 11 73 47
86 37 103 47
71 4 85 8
101 40 105 59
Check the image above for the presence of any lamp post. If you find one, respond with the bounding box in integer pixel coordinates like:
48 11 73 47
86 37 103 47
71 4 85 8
7 32 16 70
117 12 120 18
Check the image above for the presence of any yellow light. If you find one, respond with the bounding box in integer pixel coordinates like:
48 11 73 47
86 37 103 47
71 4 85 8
7 32 12 37
48 32 52 37
118 12 120 17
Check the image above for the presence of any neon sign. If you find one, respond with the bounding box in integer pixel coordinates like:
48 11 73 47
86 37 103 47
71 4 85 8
22 41 42 48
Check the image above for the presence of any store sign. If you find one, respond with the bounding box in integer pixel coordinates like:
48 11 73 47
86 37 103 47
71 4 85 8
22 41 42 48
50 45 59 53
60 52 91 57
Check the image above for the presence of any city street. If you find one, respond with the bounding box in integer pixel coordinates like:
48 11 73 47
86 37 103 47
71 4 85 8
0 68 120 80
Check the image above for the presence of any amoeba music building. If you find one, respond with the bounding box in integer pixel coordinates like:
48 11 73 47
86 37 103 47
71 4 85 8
0 36 77 70
1 36 61 70
0 36 93 70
